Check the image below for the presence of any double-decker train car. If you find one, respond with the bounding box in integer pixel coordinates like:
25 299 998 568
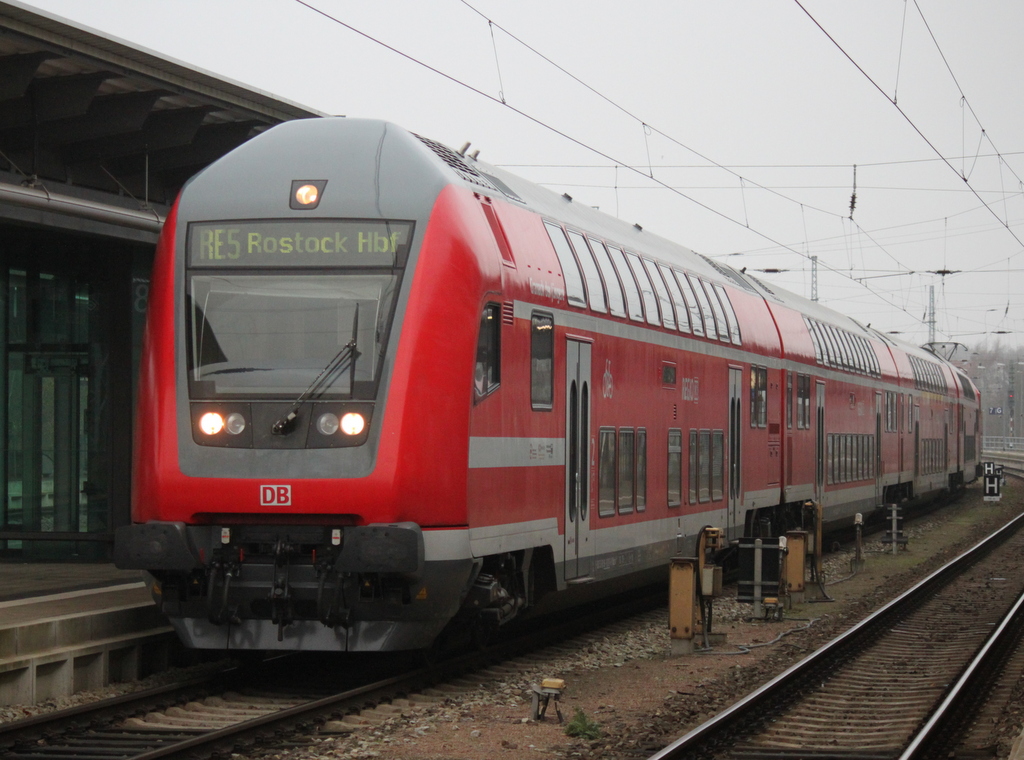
114 117 980 652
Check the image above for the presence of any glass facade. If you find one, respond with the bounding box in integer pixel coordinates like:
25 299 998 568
0 226 147 560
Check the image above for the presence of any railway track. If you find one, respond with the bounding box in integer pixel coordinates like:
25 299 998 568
0 588 662 760
648 510 1024 760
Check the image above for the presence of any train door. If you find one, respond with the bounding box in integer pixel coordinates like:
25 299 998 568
815 381 826 503
914 404 921 479
875 392 883 506
957 405 964 473
944 408 950 476
564 339 593 581
728 367 742 534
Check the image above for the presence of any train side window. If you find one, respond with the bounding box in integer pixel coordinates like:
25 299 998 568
658 264 691 333
698 430 711 503
827 434 834 484
625 252 661 326
825 327 844 369
868 341 880 376
688 429 698 504
851 334 865 372
807 320 824 364
606 246 645 322
714 283 742 345
668 429 682 507
702 280 731 342
818 325 836 366
642 258 676 330
598 428 616 517
687 274 718 338
474 303 501 401
530 312 554 410
839 331 856 371
543 222 587 308
834 328 850 370
636 428 647 512
798 374 811 429
589 238 627 318
786 372 793 429
750 366 767 428
674 270 705 337
618 428 635 514
566 230 607 314
853 336 869 374
711 430 724 501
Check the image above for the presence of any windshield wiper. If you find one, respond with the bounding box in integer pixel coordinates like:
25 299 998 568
272 303 362 436
206 367 273 375
271 339 360 435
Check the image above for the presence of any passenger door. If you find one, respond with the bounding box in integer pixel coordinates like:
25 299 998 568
815 381 826 504
728 367 743 534
875 392 883 507
564 340 593 581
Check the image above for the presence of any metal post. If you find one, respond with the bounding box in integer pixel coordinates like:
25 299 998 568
852 513 865 573
669 557 697 655
753 539 763 619
891 505 899 556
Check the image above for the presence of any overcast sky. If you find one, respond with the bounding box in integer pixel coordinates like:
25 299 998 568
18 0 1024 352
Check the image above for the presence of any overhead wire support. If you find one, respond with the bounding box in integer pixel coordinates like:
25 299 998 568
849 164 857 218
488 20 506 104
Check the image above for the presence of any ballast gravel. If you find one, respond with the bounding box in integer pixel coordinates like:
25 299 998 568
4 489 1022 760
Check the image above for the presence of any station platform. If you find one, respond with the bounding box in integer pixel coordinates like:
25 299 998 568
0 562 176 707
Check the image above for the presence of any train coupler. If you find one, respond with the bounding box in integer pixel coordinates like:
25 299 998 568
207 553 242 626
315 559 352 629
270 538 297 641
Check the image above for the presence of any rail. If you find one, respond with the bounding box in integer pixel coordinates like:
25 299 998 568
647 510 1024 759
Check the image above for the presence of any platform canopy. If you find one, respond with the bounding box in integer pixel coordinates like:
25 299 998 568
0 0 324 235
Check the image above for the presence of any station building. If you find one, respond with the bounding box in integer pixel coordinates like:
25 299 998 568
0 0 322 561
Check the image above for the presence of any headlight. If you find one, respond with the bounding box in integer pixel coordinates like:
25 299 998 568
317 412 340 436
225 412 246 435
295 184 319 206
340 412 366 436
199 412 224 435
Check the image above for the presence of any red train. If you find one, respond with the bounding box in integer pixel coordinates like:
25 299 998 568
114 118 981 652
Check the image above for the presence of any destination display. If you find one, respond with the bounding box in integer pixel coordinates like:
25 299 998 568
188 219 414 268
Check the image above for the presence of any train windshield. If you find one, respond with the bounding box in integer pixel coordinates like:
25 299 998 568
186 273 398 399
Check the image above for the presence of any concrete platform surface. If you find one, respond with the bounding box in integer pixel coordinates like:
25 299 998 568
0 562 144 602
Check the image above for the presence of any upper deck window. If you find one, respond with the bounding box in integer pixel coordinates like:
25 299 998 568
713 283 742 345
642 258 676 330
606 246 644 322
674 271 705 337
589 238 626 318
659 264 691 333
543 222 587 308
566 230 607 313
686 274 718 338
625 252 661 326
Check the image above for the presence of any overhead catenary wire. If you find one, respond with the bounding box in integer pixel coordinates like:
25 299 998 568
793 0 1024 255
292 0 1004 342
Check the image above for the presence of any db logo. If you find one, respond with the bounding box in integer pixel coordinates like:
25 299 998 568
260 485 292 506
